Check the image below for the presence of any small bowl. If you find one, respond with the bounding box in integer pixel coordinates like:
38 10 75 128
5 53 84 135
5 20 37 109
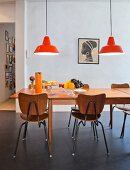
74 88 86 94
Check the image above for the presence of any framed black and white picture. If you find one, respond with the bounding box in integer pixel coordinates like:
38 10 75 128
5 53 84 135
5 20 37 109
78 38 100 64
9 66 12 72
5 64 9 71
6 54 10 64
9 55 13 64
9 81 13 90
5 72 10 79
5 80 9 87
9 45 13 53
12 36 15 43
5 30 9 41
6 43 9 53
9 73 13 81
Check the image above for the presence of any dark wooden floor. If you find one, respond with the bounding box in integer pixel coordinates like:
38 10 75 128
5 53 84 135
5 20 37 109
0 110 130 170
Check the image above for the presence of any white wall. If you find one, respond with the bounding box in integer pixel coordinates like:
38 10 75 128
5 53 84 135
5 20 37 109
0 2 15 102
0 3 15 23
15 0 130 111
15 0 26 92
0 23 15 102
26 0 130 89
15 0 27 112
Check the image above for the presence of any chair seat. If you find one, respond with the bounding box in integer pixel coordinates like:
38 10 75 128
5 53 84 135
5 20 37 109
72 111 101 121
20 113 48 122
115 104 130 112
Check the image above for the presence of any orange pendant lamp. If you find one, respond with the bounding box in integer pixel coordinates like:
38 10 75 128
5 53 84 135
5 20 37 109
34 0 59 55
99 0 124 56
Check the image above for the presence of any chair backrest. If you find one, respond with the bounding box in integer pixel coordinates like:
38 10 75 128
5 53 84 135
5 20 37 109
82 84 89 89
111 83 129 88
77 94 106 115
18 93 48 116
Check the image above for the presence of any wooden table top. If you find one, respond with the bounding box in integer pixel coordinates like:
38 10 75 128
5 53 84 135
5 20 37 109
10 88 130 100
113 88 130 95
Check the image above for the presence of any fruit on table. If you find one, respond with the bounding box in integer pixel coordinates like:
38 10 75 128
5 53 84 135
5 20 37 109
42 80 58 86
30 76 35 80
64 83 68 89
47 81 58 86
59 84 64 88
68 82 75 89
67 80 71 83
42 80 48 83
71 79 84 88
64 80 75 89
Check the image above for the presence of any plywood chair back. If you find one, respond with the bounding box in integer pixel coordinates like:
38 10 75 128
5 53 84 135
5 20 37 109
18 93 48 116
75 84 89 105
77 94 106 116
111 83 129 89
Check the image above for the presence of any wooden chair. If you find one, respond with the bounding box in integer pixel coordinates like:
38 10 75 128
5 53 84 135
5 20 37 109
111 83 130 138
13 92 49 158
67 84 89 137
71 93 109 156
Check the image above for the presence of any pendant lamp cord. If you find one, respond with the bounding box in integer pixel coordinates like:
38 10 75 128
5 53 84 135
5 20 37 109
110 0 113 36
46 0 48 35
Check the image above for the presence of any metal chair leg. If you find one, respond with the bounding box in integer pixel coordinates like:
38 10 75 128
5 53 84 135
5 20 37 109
72 118 77 138
92 122 96 138
43 120 48 141
68 109 73 128
98 121 109 155
72 122 80 156
13 122 26 158
120 112 127 138
23 121 28 140
94 122 98 140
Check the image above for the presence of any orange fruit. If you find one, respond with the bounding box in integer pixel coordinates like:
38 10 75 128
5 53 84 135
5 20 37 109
68 82 75 89
64 83 68 89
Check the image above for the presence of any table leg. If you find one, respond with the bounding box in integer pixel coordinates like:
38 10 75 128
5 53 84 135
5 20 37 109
48 99 52 157
109 104 113 129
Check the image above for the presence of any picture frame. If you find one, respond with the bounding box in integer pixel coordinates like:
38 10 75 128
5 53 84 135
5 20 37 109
5 30 9 41
78 38 100 64
12 55 15 63
5 72 10 79
6 43 9 53
9 73 13 81
12 37 15 52
9 81 13 90
12 37 15 44
12 64 15 72
5 64 8 71
9 66 12 72
9 55 13 64
9 45 13 53
5 80 9 87
6 54 10 64
8 38 12 44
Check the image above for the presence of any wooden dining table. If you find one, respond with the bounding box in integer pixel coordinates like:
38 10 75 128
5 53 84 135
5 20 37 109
10 87 130 156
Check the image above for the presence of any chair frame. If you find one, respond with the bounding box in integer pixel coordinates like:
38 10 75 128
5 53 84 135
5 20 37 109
13 94 49 158
111 83 130 138
67 84 90 134
71 94 109 156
